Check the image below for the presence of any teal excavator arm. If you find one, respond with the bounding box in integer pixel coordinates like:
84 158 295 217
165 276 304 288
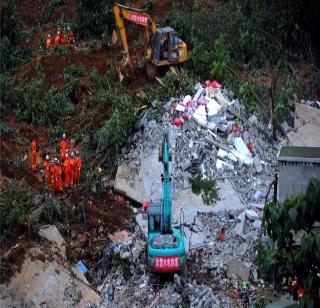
161 132 172 234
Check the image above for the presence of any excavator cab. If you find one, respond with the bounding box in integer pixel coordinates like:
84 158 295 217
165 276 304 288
152 27 180 63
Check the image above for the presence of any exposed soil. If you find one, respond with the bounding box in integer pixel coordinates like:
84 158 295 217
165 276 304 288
16 0 76 29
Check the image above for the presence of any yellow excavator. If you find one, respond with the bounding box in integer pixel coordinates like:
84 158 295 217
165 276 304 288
113 3 188 80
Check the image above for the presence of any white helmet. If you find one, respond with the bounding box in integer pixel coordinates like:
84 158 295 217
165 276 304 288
62 133 66 139
46 155 50 160
66 153 69 158
48 34 51 38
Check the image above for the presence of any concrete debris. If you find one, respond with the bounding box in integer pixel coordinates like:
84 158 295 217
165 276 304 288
245 209 260 221
108 78 281 307
38 224 66 257
227 259 252 281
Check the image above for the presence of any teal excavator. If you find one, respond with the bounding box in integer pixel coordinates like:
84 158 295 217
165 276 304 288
147 132 186 272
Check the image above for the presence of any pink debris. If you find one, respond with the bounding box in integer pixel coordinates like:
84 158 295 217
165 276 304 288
247 143 254 153
232 124 240 135
117 195 125 203
172 117 184 127
205 80 222 89
142 200 150 211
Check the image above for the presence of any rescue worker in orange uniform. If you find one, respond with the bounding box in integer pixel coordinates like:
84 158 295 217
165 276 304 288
63 153 71 188
60 133 68 161
43 155 51 188
67 26 75 44
46 34 52 49
54 159 63 192
69 152 75 187
50 159 56 189
55 28 61 46
60 32 66 46
30 138 37 171
74 150 82 184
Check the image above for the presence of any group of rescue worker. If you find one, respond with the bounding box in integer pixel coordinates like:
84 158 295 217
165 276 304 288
30 133 82 192
46 26 75 49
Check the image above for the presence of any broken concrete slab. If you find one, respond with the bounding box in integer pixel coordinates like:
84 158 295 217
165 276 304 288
245 209 260 221
1 248 101 307
38 225 66 257
287 122 320 147
173 179 245 219
114 150 163 204
253 155 263 173
227 258 251 281
192 98 221 127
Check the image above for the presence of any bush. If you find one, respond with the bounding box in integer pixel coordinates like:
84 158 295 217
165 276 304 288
147 69 196 102
0 74 74 126
210 36 231 82
75 0 114 39
0 180 75 243
190 174 220 205
0 0 32 72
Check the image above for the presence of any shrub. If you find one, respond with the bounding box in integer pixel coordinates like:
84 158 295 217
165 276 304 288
75 0 114 39
190 174 220 205
0 180 75 243
0 74 74 126
210 36 231 82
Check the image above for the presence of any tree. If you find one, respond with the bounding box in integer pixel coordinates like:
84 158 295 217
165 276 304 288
75 0 114 39
260 178 320 307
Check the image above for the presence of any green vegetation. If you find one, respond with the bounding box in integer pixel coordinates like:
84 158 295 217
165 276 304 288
0 0 31 73
0 180 75 243
0 256 10 284
75 0 114 39
259 178 320 307
190 174 220 205
0 72 74 126
210 36 231 82
166 0 320 123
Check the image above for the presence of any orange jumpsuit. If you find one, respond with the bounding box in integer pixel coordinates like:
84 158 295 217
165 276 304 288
54 163 63 191
60 139 68 161
69 157 75 187
43 160 51 187
50 163 56 189
31 139 37 171
46 37 52 49
68 31 74 44
74 155 82 183
63 158 70 188
55 34 61 46
60 34 66 46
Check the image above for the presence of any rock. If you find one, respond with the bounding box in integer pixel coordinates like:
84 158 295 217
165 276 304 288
280 121 291 135
38 225 66 256
248 115 258 126
253 155 263 173
253 220 262 229
238 243 248 257
227 258 251 281
245 209 260 221
132 240 145 261
253 190 262 201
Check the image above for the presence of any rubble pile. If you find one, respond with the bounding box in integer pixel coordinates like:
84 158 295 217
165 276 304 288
121 80 278 206
107 79 281 307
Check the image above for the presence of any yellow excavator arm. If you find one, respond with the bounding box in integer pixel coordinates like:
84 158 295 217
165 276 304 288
113 3 157 62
